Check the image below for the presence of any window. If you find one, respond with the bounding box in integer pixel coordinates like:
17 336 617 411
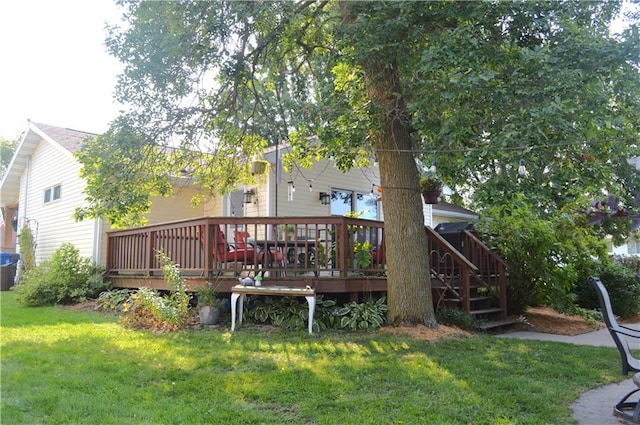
629 240 640 255
330 189 378 220
44 184 62 204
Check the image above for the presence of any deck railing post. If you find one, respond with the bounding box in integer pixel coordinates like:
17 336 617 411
203 219 211 277
146 229 155 275
337 218 349 277
106 234 113 270
460 264 471 313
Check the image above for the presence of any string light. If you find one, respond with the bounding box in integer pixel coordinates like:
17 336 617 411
370 184 375 196
372 136 640 154
518 158 527 176
287 181 295 201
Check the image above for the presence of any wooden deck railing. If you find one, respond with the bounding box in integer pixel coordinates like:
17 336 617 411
461 230 509 319
425 228 508 317
106 217 507 317
425 226 478 313
107 216 387 280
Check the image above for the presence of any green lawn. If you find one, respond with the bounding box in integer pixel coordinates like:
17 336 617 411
0 292 626 425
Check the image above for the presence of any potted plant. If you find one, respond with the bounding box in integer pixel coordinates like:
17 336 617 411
419 174 443 204
278 223 297 240
196 282 223 325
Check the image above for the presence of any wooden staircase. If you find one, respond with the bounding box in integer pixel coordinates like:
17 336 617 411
426 226 514 330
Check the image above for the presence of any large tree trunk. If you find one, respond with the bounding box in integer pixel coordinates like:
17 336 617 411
364 61 437 327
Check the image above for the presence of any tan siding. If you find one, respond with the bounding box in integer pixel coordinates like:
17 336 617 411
145 187 212 225
247 158 433 225
258 159 385 218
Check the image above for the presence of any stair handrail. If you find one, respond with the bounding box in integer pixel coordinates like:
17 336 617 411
461 230 508 319
425 227 478 272
425 226 478 312
461 230 507 269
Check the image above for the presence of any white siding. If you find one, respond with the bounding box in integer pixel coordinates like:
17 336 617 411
21 141 96 263
423 204 433 227
432 213 471 228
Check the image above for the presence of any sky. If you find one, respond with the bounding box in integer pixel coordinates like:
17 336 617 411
0 0 124 140
0 1 635 142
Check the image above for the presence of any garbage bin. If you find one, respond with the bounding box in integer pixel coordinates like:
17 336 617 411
434 222 476 252
1 252 19 291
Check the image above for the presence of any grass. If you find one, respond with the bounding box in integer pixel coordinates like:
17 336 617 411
0 292 629 425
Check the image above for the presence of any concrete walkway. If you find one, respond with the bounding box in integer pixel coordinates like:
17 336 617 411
497 323 640 425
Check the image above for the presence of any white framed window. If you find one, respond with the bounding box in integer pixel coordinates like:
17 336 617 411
629 240 640 255
44 184 62 204
330 189 378 220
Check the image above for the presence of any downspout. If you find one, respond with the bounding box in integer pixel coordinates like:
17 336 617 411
22 156 30 219
92 218 103 265
272 140 281 240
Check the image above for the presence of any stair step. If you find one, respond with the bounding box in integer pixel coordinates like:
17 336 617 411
469 296 494 302
470 307 503 316
477 319 518 331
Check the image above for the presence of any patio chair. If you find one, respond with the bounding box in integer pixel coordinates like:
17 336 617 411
233 230 253 249
371 239 385 265
234 230 285 267
588 276 640 423
199 225 268 276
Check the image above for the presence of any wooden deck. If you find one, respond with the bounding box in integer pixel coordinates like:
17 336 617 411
106 216 509 318
107 216 388 300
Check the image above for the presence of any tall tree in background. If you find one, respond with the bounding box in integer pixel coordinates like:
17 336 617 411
77 1 640 326
0 136 18 179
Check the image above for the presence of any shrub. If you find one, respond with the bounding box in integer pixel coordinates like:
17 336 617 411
612 255 640 275
120 251 191 331
245 295 385 332
338 296 388 331
478 199 607 314
15 243 108 306
247 296 311 330
435 307 480 331
123 287 189 331
14 265 58 307
314 296 341 330
17 225 36 272
575 261 640 319
98 289 135 312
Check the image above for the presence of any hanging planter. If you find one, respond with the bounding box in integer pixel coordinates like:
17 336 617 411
251 160 269 175
421 189 441 204
419 174 443 204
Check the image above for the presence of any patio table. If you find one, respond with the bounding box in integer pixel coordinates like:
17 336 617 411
253 239 317 266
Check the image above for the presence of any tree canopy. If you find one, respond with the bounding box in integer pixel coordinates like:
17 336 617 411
77 1 640 324
0 136 18 179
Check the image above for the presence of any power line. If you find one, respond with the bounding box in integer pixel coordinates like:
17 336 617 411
374 136 640 155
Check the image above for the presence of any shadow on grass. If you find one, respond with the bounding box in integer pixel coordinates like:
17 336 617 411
1 292 626 424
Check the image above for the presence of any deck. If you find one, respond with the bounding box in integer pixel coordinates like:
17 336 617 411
107 216 388 301
106 216 508 318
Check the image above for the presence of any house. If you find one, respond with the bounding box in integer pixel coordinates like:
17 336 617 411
1 121 471 266
0 122 215 265
1 122 509 325
603 156 640 257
